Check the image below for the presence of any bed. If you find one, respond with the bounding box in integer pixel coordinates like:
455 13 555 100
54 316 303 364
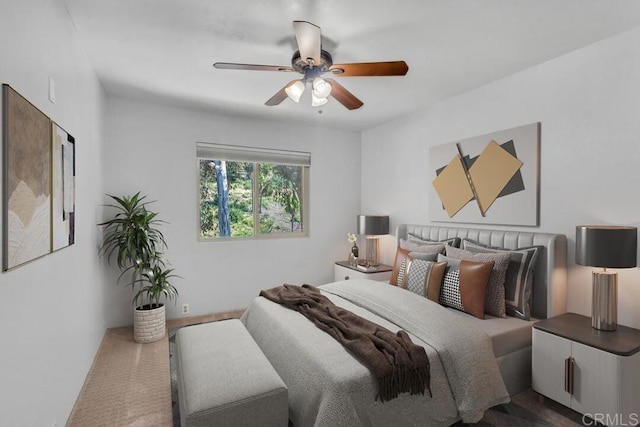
241 224 567 426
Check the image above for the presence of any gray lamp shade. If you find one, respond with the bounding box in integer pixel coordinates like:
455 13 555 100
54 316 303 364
575 225 637 268
357 215 389 236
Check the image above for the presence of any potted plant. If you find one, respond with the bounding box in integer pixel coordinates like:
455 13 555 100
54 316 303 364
99 192 180 343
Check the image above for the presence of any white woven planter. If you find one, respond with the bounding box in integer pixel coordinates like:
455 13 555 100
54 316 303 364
133 303 166 343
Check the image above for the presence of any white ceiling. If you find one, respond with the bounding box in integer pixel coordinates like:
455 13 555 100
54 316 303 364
64 0 640 131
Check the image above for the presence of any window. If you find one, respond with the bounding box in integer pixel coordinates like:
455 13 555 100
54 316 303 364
197 142 310 240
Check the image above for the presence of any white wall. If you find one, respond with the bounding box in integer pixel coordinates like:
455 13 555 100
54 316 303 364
0 0 107 425
103 97 361 325
1 4 634 423
362 27 640 329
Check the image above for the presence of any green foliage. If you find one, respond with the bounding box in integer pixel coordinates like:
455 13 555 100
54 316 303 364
200 160 255 238
199 160 220 238
200 200 218 237
133 265 180 308
259 216 274 234
259 164 302 232
98 192 179 307
199 160 217 203
199 159 304 237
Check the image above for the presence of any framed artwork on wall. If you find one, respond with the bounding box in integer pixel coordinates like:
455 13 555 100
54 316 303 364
2 85 76 271
429 122 540 226
2 84 52 270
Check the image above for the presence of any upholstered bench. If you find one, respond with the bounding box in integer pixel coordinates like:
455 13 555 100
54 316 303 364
175 319 288 426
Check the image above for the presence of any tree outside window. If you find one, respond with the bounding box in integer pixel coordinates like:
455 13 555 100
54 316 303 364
197 143 309 240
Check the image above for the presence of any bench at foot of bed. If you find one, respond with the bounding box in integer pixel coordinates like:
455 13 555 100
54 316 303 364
175 319 288 426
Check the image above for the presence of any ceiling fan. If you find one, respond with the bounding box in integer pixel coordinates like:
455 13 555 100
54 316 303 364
213 21 409 110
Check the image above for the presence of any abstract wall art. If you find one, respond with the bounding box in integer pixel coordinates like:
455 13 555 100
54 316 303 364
52 122 75 251
3 85 52 270
429 122 540 226
2 85 76 271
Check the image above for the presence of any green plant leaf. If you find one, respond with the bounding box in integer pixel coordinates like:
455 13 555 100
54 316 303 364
98 192 180 307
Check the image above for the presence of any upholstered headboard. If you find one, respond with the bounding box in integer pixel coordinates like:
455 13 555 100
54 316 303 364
396 224 568 319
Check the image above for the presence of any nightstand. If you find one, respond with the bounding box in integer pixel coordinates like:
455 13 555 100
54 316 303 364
532 313 640 426
334 261 393 282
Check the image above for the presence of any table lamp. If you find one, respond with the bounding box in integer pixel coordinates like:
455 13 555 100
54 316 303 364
575 225 637 331
357 215 389 267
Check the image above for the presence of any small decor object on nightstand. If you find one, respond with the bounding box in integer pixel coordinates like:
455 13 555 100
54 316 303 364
575 225 637 331
347 232 359 267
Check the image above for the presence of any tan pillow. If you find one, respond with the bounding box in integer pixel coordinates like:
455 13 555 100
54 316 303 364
440 259 494 319
459 260 494 319
390 246 410 286
445 245 511 317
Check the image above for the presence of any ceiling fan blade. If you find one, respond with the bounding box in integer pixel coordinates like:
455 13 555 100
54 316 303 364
265 80 299 106
324 78 363 110
293 21 321 65
214 62 295 72
329 61 408 77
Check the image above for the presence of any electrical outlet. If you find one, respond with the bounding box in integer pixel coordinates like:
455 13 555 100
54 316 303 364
52 420 57 427
181 304 189 315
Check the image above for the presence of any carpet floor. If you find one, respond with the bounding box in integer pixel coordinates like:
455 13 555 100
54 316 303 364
67 310 245 426
169 323 590 427
69 326 172 426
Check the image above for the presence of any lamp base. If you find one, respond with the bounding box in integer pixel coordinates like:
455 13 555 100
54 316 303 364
592 271 617 331
365 237 380 267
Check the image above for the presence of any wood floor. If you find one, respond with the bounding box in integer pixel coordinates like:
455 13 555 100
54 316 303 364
67 310 244 427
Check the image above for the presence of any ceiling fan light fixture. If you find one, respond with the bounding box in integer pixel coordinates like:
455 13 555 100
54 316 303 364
285 80 305 103
214 21 407 110
312 77 331 98
311 92 328 107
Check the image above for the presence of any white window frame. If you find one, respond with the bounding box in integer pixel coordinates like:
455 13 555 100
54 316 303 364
196 142 310 241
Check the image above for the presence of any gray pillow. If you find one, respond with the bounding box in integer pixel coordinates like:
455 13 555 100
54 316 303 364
445 246 511 318
461 239 542 320
437 253 461 270
398 252 438 286
408 233 461 248
401 258 447 302
400 239 445 254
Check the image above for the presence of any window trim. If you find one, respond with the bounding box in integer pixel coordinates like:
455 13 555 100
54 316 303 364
196 143 310 241
196 142 310 166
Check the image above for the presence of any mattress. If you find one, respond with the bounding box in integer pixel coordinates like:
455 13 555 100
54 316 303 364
446 308 535 358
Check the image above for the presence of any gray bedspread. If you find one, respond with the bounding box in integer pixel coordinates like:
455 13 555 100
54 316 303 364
241 279 509 426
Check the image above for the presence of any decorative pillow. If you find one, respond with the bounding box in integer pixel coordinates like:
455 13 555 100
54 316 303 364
461 239 542 320
445 246 511 317
439 260 494 319
399 239 445 254
391 246 438 286
401 258 448 302
407 233 461 248
437 254 461 270
390 246 409 286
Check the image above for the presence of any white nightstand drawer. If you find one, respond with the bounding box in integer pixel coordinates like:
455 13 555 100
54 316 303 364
334 262 392 282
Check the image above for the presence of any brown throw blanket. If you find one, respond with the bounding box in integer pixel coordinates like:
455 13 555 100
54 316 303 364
259 284 431 402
